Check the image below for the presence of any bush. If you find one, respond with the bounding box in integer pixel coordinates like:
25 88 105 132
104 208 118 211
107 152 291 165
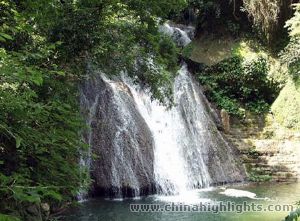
198 55 280 116
284 208 300 221
181 42 195 59
280 4 300 78
0 0 186 218
0 214 20 221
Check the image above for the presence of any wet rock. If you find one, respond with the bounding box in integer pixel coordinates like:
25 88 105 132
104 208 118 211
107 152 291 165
80 65 246 197
172 71 246 185
80 72 155 198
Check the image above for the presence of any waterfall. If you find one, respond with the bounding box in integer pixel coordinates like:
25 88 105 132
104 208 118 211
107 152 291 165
123 65 212 195
80 24 245 198
78 83 100 201
159 23 194 47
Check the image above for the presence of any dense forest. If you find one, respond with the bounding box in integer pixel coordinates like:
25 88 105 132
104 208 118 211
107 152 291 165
0 0 300 221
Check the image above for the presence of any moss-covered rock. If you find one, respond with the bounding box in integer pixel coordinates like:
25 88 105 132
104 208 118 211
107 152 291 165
271 78 300 130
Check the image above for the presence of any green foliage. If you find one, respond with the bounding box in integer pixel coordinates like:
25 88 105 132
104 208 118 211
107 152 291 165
246 149 262 159
274 4 300 130
181 42 195 59
0 1 89 216
284 208 300 221
0 0 187 219
248 173 272 182
209 91 243 117
188 0 222 30
0 214 20 221
133 34 179 106
280 4 300 77
226 20 241 37
271 79 300 129
285 4 300 37
185 0 246 35
198 56 280 116
22 0 185 104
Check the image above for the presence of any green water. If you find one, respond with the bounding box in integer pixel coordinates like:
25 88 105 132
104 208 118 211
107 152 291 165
63 182 300 221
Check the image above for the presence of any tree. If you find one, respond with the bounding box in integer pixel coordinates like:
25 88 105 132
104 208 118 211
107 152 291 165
0 0 186 219
243 0 294 45
281 3 300 77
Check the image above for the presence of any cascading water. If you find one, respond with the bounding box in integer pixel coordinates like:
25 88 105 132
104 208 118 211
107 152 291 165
122 64 246 196
78 89 99 201
123 65 212 195
80 24 245 198
80 70 155 198
159 23 194 47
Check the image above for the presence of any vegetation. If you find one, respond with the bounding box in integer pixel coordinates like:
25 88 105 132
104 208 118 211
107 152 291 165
280 3 300 78
271 79 300 129
1 0 300 220
243 0 281 41
184 1 298 121
272 3 300 130
284 208 300 221
243 0 292 46
0 0 185 220
185 0 246 35
0 1 87 219
197 54 280 117
0 214 20 221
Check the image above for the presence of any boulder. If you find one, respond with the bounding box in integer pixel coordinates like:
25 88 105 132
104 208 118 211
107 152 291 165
80 72 155 198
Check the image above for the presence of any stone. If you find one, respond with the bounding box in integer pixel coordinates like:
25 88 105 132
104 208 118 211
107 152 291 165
228 113 300 183
80 67 246 197
41 203 50 212
25 204 42 221
221 109 230 134
41 202 50 219
80 73 155 198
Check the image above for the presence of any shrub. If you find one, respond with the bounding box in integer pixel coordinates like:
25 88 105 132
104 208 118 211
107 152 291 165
280 4 300 78
198 55 280 116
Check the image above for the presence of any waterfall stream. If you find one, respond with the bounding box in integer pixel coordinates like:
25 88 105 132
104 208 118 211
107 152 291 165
123 65 212 195
80 24 245 198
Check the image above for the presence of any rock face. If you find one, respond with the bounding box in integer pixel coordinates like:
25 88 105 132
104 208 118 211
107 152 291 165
79 23 246 198
228 113 300 183
251 139 300 182
191 91 246 186
170 67 246 187
221 109 230 134
80 72 155 197
80 66 246 198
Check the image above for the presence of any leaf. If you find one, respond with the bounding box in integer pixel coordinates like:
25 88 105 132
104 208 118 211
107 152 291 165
13 188 41 203
55 41 63 46
0 36 6 42
55 71 65 76
25 194 41 203
26 67 43 85
0 33 13 40
0 214 21 221
31 75 43 86
15 137 21 148
43 190 63 201
48 44 56 49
